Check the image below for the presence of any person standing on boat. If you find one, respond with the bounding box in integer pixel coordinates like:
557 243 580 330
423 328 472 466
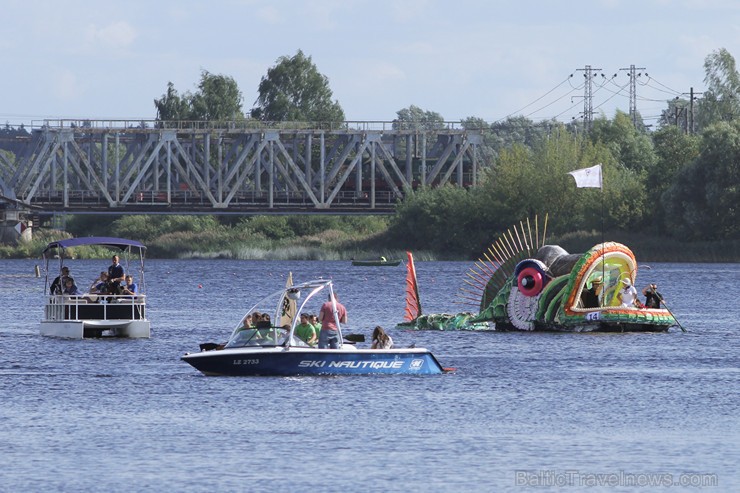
295 313 318 346
107 255 125 295
50 267 72 295
318 293 347 349
617 278 638 308
581 276 603 308
642 283 664 309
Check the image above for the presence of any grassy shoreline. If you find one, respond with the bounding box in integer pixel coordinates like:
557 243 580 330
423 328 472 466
1 227 738 262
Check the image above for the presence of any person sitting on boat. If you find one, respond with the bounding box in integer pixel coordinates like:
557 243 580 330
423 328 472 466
295 313 318 346
318 293 347 349
62 278 82 296
50 267 72 295
89 272 109 294
310 314 321 332
107 255 125 295
642 283 664 309
121 275 138 296
371 326 393 349
236 313 253 332
617 278 638 308
580 276 603 309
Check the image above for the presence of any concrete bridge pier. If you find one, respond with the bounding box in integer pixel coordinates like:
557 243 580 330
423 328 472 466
0 206 33 245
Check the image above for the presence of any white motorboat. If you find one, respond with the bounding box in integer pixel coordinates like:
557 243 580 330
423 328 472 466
182 278 450 376
40 237 150 339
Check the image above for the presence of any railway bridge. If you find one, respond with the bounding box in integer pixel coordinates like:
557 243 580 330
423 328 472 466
0 120 485 240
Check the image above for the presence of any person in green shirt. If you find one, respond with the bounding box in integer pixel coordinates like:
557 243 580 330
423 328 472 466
295 313 318 346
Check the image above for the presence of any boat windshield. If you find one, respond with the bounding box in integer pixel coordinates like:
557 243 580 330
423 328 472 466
225 327 310 348
225 279 342 348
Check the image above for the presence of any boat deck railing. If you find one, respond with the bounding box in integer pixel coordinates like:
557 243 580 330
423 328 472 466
44 295 147 322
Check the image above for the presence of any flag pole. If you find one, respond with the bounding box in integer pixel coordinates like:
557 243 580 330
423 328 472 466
601 167 605 298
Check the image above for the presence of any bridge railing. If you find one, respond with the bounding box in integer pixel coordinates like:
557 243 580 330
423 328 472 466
32 119 472 133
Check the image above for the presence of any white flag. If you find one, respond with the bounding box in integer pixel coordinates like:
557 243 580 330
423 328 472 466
568 164 602 189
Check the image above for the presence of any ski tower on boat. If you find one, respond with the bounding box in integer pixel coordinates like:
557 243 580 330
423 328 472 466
40 237 150 339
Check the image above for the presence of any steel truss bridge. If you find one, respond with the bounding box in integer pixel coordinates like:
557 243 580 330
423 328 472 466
0 120 484 220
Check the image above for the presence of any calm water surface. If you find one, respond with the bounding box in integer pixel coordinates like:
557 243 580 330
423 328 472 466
0 259 738 492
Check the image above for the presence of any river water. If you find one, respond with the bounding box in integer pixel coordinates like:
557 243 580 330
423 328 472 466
0 258 737 492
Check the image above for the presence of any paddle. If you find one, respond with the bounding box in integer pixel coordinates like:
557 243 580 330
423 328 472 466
662 300 687 333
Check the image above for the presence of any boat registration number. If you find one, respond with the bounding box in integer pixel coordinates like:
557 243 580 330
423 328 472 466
233 359 259 365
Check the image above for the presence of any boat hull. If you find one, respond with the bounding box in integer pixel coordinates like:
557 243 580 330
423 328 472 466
182 347 446 376
352 260 402 266
40 320 151 339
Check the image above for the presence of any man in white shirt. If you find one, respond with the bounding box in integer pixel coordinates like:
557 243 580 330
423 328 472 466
617 278 638 308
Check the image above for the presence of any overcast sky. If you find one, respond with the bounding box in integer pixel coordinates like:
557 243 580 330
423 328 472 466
1 0 738 128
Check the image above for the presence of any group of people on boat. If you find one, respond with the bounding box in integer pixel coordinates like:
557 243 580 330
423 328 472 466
49 255 138 301
580 277 665 309
228 291 393 350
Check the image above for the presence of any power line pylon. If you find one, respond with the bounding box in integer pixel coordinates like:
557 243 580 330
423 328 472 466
620 64 646 128
577 65 601 132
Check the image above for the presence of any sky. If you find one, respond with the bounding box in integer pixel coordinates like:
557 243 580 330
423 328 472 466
1 0 739 129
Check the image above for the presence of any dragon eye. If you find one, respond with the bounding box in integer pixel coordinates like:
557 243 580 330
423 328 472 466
517 267 544 296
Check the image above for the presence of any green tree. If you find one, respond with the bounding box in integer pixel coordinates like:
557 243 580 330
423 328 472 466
154 82 191 121
696 48 740 130
393 105 445 130
663 121 740 239
588 111 656 174
250 50 345 123
488 116 558 157
649 126 700 231
386 185 481 255
189 71 243 121
154 71 244 122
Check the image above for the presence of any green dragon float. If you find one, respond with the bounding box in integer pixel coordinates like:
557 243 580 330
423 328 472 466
400 216 677 333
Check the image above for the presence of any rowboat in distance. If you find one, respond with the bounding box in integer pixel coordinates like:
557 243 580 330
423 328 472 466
351 257 402 267
182 278 450 376
40 237 150 339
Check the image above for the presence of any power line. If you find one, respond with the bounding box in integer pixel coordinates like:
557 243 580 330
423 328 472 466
497 75 576 122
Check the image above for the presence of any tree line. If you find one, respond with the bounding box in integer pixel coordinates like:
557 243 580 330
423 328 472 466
3 48 739 260
149 47 737 245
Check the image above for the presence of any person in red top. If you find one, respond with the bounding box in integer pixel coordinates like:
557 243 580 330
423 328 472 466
318 292 347 349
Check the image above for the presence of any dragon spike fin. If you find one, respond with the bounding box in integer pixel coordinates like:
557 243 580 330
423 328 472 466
542 213 549 247
464 215 553 312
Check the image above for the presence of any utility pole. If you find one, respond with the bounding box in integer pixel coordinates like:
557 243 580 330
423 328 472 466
620 64 646 128
677 88 703 134
688 87 703 135
577 65 601 132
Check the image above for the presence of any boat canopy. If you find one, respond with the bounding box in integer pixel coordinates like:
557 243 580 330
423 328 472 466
43 237 147 256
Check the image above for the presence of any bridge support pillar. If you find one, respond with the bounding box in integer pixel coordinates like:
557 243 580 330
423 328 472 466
0 206 33 245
